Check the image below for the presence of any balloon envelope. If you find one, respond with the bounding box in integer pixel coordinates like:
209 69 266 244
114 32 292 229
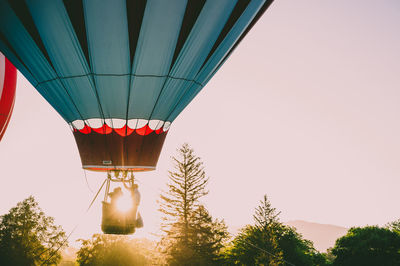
0 52 17 141
0 0 272 171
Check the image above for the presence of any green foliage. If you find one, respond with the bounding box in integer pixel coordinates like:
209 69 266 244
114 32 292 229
223 225 282 266
223 195 326 266
159 143 229 265
76 234 157 265
223 195 283 265
386 218 400 233
331 226 400 266
0 196 67 265
278 225 327 266
323 248 336 265
187 205 229 264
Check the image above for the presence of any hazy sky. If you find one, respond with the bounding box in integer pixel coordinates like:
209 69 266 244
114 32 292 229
1 0 399 244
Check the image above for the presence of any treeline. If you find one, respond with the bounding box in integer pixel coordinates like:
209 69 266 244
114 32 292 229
0 144 400 265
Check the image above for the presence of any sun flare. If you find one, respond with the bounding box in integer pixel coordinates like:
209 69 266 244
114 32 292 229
116 193 133 212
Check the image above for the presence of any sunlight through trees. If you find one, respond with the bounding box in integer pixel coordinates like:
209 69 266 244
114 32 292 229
0 196 66 265
158 143 229 265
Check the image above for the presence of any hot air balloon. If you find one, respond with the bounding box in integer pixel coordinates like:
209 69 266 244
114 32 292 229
0 52 17 141
0 0 273 234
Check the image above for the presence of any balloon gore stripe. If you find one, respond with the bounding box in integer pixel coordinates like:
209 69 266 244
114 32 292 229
0 52 17 141
70 119 171 136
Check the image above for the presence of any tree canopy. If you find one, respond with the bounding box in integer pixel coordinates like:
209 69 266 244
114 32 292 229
159 143 229 265
386 219 400 234
0 196 67 265
76 234 158 265
331 226 400 266
223 195 326 266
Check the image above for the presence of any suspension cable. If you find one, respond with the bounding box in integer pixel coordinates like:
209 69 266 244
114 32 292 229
83 169 94 193
241 239 296 266
39 176 108 265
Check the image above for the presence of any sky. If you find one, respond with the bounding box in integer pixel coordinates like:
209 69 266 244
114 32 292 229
0 0 400 245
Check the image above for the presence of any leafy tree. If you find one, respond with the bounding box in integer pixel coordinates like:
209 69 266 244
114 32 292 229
224 195 326 266
224 225 282 265
323 248 336 265
159 143 229 265
386 218 400 233
223 195 283 265
76 234 156 265
0 196 67 265
277 225 327 266
331 226 400 266
59 246 79 266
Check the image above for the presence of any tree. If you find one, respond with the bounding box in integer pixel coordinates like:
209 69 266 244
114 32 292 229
76 234 155 265
331 226 400 266
323 248 336 265
386 219 400 233
188 205 229 264
158 143 229 265
223 195 283 265
224 195 326 266
277 225 327 266
0 196 67 265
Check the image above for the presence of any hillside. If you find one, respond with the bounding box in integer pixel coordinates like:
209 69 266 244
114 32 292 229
285 220 348 252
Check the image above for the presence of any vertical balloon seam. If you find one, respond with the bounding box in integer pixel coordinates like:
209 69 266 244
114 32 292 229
132 1 193 163
166 0 269 122
0 35 38 88
62 0 91 68
82 3 117 171
125 0 152 167
168 0 206 74
165 0 250 122
199 0 252 72
162 0 240 123
8 0 84 123
147 1 230 125
209 0 274 80
7 0 58 74
43 9 89 132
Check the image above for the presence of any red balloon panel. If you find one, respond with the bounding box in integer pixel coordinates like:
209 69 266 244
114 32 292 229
0 53 17 141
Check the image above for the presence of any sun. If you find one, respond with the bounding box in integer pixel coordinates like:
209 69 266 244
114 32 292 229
116 192 133 212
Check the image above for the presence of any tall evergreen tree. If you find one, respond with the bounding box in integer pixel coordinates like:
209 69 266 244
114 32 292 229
224 195 326 266
224 195 283 265
159 143 228 265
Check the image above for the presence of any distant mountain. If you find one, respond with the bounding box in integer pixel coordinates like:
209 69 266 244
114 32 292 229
285 220 348 252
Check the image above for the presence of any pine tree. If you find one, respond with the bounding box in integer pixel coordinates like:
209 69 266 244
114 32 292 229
223 195 326 266
252 195 283 265
224 195 283 265
189 205 229 264
158 143 228 265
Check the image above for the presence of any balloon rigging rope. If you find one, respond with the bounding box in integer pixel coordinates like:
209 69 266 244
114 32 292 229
39 177 108 265
83 169 94 193
238 237 296 266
